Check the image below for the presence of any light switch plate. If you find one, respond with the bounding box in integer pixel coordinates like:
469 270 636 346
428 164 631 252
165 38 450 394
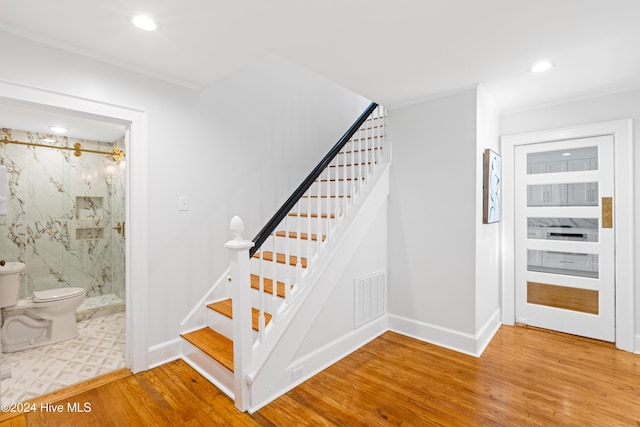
179 196 189 211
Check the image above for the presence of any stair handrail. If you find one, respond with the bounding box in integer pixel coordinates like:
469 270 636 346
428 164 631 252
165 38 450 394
250 101 379 257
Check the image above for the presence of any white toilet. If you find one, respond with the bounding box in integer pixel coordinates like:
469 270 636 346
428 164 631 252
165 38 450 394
0 262 85 353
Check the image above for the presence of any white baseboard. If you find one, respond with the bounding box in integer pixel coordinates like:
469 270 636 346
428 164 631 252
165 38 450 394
476 309 502 356
150 310 501 377
148 338 182 369
388 312 501 357
634 335 640 354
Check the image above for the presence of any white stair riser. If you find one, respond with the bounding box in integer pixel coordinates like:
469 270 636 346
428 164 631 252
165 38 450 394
262 235 319 258
286 216 333 234
206 309 234 340
264 217 332 237
324 163 376 180
181 340 234 398
335 150 383 166
206 309 261 342
296 198 346 216
250 258 306 281
267 211 334 234
338 139 384 155
312 180 362 196
250 290 283 314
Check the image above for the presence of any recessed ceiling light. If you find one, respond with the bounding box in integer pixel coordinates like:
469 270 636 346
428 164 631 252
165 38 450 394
530 61 554 73
132 15 157 31
49 126 67 134
562 152 572 156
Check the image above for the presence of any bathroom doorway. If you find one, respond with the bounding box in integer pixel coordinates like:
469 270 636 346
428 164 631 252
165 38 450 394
0 82 149 405
0 105 127 403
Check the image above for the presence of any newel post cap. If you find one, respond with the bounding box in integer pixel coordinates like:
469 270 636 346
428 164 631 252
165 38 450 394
230 215 245 240
225 216 255 250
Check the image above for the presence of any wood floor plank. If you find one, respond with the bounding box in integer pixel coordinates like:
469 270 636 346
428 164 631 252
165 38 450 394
163 361 258 426
96 382 144 425
114 376 172 426
3 326 640 426
0 368 131 423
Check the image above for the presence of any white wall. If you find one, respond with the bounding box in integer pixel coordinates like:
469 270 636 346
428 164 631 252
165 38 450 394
0 32 369 354
153 55 369 348
387 88 478 335
501 88 640 344
475 86 501 335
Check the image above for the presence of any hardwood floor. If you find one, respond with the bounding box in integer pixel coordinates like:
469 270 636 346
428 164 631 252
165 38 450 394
2 325 640 426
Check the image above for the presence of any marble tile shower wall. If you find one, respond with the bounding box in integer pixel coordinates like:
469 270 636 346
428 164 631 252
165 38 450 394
0 128 125 300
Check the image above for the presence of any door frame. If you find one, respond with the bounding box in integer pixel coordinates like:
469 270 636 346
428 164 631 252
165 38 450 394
501 119 634 351
0 79 150 371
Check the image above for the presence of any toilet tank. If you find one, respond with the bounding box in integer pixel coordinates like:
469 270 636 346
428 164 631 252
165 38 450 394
0 262 25 308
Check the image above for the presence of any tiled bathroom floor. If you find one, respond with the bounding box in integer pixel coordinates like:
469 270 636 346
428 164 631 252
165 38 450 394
0 312 126 404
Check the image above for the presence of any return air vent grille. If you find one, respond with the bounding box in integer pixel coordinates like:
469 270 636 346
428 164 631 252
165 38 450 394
354 271 386 329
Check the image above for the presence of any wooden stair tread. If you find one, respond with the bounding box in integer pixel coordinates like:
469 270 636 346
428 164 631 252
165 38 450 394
250 274 290 298
273 231 326 242
181 328 234 372
207 299 272 331
348 136 385 142
316 177 364 182
288 212 335 219
340 146 383 154
252 251 307 268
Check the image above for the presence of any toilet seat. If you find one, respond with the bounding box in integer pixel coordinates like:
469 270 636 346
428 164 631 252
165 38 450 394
32 287 85 303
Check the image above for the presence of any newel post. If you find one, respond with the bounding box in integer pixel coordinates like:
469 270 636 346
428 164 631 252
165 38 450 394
225 216 254 412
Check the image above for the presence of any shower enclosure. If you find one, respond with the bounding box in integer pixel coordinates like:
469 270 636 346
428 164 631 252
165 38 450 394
0 128 125 318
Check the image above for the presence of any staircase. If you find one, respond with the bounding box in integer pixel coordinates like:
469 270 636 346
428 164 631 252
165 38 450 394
180 103 388 411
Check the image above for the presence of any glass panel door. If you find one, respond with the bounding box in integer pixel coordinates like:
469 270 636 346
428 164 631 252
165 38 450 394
514 135 614 341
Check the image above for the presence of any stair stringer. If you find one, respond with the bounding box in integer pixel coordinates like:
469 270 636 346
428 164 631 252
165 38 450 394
246 163 390 412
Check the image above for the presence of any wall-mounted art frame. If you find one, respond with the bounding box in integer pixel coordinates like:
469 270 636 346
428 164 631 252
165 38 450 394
483 149 501 224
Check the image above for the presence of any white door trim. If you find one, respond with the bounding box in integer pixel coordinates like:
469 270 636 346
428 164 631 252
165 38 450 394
0 79 150 371
501 119 634 351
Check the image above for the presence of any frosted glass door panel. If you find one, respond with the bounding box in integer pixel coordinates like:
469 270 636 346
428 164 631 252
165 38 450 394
527 183 598 207
527 218 598 242
527 250 598 279
527 146 598 174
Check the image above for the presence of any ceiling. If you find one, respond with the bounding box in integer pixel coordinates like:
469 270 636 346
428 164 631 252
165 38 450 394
1 0 640 139
0 98 126 142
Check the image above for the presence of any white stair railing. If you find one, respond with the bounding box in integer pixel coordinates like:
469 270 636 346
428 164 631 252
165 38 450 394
225 103 386 411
